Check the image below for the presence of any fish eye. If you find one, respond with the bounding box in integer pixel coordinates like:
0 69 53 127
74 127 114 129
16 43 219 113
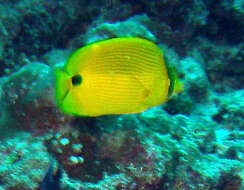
71 74 82 86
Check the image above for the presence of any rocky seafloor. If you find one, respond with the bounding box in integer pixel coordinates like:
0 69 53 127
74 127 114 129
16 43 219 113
0 0 243 190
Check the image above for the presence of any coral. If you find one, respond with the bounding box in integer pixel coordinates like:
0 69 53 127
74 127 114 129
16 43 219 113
135 0 209 56
0 0 244 189
217 171 242 190
133 107 244 189
45 122 118 183
44 126 87 180
98 130 145 162
233 0 244 18
0 132 50 190
83 14 156 44
194 38 244 91
61 173 131 190
0 62 72 136
164 93 193 115
163 56 210 116
98 129 164 187
212 90 244 130
178 57 209 102
39 160 62 190
41 49 71 67
204 0 244 44
0 0 103 76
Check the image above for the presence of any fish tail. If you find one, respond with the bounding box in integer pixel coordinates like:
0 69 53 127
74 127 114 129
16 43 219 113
173 77 184 94
164 55 183 97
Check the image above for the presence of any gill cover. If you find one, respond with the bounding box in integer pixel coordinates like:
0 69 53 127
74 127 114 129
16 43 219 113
55 67 70 107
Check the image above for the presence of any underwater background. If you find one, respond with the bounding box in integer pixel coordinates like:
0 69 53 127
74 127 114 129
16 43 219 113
0 0 244 189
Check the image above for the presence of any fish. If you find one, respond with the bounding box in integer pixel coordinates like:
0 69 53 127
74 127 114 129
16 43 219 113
55 37 183 117
39 160 62 190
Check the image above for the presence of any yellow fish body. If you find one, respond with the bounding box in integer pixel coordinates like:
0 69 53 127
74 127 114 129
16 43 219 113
55 37 183 116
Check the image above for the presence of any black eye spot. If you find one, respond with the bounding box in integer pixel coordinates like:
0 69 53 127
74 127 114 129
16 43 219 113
72 75 82 86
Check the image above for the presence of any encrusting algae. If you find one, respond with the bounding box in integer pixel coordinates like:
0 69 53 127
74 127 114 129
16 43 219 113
55 37 183 116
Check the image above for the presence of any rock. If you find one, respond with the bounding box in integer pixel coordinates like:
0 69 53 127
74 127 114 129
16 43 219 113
212 90 244 130
0 62 69 135
0 132 50 190
83 14 156 44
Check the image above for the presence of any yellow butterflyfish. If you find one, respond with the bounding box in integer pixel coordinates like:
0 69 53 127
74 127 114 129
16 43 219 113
55 37 183 116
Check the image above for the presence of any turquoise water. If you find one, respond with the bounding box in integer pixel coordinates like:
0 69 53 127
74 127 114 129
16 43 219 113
0 1 243 190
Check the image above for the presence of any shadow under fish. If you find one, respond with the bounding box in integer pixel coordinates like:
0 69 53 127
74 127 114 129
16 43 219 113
39 160 62 190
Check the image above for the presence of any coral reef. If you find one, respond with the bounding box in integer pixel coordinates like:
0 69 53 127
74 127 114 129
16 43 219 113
233 0 244 18
0 62 70 136
193 38 244 91
0 0 102 76
83 14 156 44
212 90 244 130
0 0 243 189
0 132 50 190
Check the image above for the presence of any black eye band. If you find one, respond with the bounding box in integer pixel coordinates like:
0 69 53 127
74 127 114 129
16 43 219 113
72 74 82 86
